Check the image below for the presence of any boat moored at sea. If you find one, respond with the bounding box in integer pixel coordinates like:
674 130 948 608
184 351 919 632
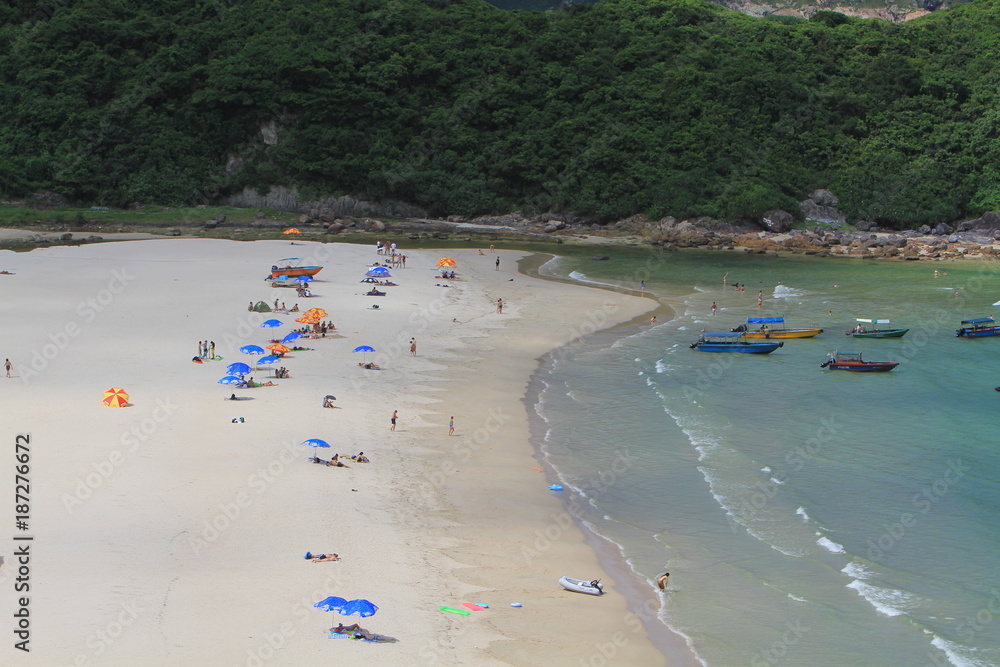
690 331 784 354
732 316 823 339
268 258 323 279
955 317 1000 338
848 318 909 338
820 351 899 372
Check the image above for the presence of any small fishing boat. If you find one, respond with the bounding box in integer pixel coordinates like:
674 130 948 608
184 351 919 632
268 258 323 279
955 317 1000 338
690 331 783 354
733 317 823 339
820 351 898 372
848 318 909 338
558 576 604 596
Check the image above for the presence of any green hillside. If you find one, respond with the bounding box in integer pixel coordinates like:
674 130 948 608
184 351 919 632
1 0 999 227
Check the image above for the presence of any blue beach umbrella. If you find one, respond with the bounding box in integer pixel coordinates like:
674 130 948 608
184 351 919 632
302 438 331 448
294 275 313 283
256 355 280 365
218 376 243 385
366 267 390 278
352 345 375 363
282 332 303 344
339 599 379 618
314 596 348 612
240 344 265 355
261 319 284 328
227 362 252 375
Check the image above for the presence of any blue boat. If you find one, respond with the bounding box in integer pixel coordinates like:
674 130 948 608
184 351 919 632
955 317 1000 338
690 332 784 354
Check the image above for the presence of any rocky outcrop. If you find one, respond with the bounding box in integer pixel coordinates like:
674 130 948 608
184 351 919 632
761 210 794 233
799 190 847 225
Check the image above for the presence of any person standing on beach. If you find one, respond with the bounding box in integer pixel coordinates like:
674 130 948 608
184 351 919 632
495 256 500 271
497 298 503 314
657 573 670 590
5 358 11 378
448 416 455 436
410 338 417 356
391 410 398 431
209 341 216 359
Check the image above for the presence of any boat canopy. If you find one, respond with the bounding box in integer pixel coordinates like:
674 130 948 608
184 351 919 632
748 317 784 324
832 352 863 362
276 258 302 263
702 332 744 338
961 317 996 325
857 318 891 324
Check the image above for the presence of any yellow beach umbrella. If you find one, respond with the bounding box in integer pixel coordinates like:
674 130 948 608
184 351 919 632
102 387 130 407
266 343 292 354
436 257 457 268
283 228 301 235
304 308 328 318
295 315 320 325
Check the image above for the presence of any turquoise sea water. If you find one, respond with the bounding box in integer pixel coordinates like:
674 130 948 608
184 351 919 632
532 248 1000 666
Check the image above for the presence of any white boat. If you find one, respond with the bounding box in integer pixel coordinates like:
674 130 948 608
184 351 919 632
559 576 603 595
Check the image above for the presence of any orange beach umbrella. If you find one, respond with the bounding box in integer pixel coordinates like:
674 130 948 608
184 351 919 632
436 257 457 268
295 315 320 325
304 308 328 319
102 387 129 407
266 343 291 354
283 228 301 235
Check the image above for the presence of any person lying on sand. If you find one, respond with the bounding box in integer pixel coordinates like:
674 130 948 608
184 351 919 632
358 362 380 370
347 452 369 463
332 623 362 634
304 551 340 562
313 553 341 562
351 631 382 641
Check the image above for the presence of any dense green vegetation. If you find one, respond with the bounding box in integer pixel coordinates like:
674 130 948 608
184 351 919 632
1 0 999 227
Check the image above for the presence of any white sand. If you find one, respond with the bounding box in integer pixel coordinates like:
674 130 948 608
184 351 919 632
0 239 677 665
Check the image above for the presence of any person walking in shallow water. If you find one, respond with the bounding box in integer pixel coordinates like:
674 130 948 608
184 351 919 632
657 572 670 590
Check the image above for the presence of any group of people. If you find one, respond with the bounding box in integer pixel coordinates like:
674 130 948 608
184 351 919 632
269 301 300 313
375 240 407 268
197 340 216 359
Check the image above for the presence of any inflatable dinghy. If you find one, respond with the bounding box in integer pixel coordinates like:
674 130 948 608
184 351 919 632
559 576 603 595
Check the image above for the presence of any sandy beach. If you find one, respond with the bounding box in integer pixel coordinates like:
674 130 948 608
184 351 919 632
0 238 688 665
